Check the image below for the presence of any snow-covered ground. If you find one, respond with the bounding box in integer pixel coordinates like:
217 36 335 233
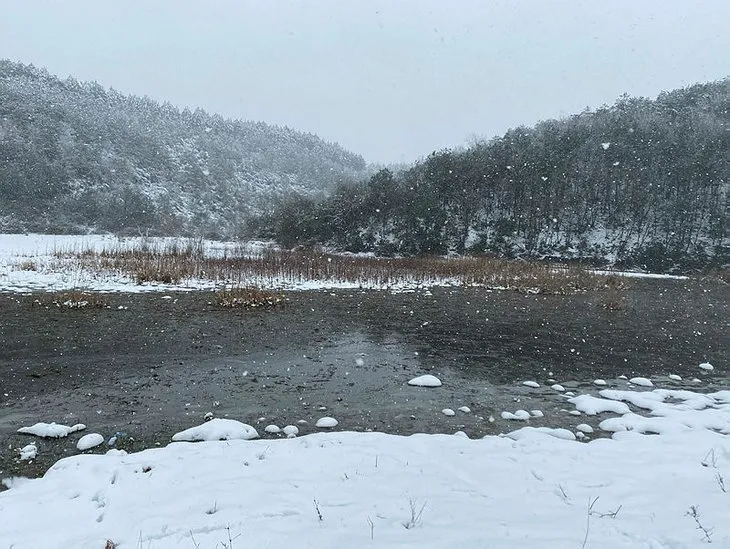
1 234 725 547
2 385 728 548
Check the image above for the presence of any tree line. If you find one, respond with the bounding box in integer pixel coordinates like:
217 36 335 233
262 79 729 272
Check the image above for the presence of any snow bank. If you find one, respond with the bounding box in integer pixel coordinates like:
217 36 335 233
2 427 728 548
171 419 259 442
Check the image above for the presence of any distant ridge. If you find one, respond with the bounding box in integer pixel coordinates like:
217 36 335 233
0 59 367 237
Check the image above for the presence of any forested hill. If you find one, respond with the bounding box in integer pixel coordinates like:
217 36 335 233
268 79 729 271
0 60 367 237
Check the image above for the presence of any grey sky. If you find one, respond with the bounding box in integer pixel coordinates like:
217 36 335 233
1 1 728 164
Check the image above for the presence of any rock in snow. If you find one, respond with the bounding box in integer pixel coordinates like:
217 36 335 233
457 406 471 413
77 433 105 451
408 374 442 387
442 408 456 416
172 419 259 442
17 422 86 438
315 417 339 428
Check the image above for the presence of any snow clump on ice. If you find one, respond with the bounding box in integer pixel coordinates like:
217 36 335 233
629 377 654 387
315 417 338 429
17 422 86 438
18 443 37 461
407 374 442 387
501 410 531 421
522 381 540 388
76 434 105 451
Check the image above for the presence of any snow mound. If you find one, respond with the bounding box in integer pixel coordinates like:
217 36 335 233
442 408 456 416
457 406 471 413
575 424 594 434
593 379 607 386
76 434 104 451
18 443 37 461
699 362 714 371
282 425 299 436
264 425 281 434
408 374 442 387
668 374 682 381
568 394 631 416
596 388 730 435
551 384 565 392
629 377 654 387
315 417 338 428
531 410 544 418
17 422 86 438
503 427 576 441
501 410 531 421
172 419 259 442
522 380 540 388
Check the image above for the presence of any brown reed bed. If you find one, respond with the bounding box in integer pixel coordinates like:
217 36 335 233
52 244 629 295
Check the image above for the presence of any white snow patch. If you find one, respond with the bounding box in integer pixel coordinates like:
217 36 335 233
17 422 86 438
522 381 540 388
442 408 456 417
171 419 259 442
530 410 544 418
282 425 299 436
551 384 566 392
315 417 338 429
593 379 607 386
5 428 730 548
76 434 104 451
264 425 281 434
457 406 471 413
408 374 442 387
575 424 594 434
628 377 653 387
568 395 631 416
699 362 714 371
18 443 37 461
503 427 576 441
501 410 531 421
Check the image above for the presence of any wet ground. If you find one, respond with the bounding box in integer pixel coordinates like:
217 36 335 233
1 278 727 481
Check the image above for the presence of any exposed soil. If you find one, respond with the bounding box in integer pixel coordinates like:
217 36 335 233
1 278 727 482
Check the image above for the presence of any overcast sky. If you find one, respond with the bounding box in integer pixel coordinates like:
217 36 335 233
1 1 728 164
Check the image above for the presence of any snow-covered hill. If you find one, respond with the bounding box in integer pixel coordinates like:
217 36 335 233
0 60 367 237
